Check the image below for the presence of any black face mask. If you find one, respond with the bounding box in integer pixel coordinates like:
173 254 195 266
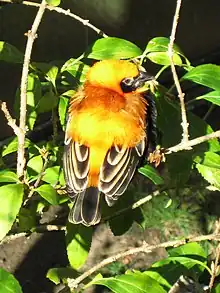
120 71 155 93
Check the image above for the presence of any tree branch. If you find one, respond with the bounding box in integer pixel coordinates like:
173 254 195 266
166 130 220 154
168 0 190 144
17 0 47 179
0 101 22 137
67 233 220 290
0 0 108 37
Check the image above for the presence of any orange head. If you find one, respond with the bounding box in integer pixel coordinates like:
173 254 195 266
86 59 154 95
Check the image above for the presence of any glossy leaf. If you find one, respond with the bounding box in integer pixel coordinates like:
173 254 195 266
66 223 92 269
194 152 220 189
147 51 182 66
0 184 24 241
36 91 58 113
87 37 142 60
168 242 206 258
27 155 43 175
36 184 58 205
0 268 22 293
46 65 59 88
61 59 90 83
42 166 60 185
183 64 220 91
0 41 23 63
89 272 166 293
2 137 31 157
196 90 220 106
58 95 69 129
0 170 18 183
138 165 164 185
45 0 60 6
145 37 183 55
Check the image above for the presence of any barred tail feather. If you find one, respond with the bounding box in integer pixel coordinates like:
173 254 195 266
68 187 101 226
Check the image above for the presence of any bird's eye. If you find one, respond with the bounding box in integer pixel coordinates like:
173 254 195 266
120 77 134 93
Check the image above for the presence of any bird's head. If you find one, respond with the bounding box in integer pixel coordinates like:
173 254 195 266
86 59 154 95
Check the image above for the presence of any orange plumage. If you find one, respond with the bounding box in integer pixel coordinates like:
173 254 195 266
63 59 157 226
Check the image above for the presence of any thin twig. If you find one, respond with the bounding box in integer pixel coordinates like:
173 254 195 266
23 150 49 205
208 220 220 290
0 0 108 37
102 189 161 222
67 233 220 290
0 225 66 245
166 130 220 154
0 101 22 137
168 0 190 144
17 0 47 179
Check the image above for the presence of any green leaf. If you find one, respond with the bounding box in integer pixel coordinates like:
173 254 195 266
212 284 220 293
0 41 23 63
61 59 90 83
0 184 24 241
196 90 220 106
36 184 58 205
168 242 206 258
36 91 58 113
45 0 60 6
0 170 18 183
183 64 220 91
147 51 182 66
46 66 59 88
0 268 22 293
144 37 187 65
138 165 164 185
86 37 142 60
66 223 92 269
88 272 166 293
42 166 60 185
27 155 43 176
58 95 69 129
194 152 220 189
146 37 184 55
2 137 31 157
46 267 77 285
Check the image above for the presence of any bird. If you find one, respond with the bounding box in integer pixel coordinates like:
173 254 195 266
63 59 157 226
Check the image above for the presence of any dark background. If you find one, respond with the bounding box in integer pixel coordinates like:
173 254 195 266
0 1 220 292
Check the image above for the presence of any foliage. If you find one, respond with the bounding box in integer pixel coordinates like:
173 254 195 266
0 30 220 293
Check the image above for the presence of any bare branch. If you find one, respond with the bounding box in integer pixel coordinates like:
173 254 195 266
0 101 22 137
166 130 220 154
67 233 220 289
168 0 190 144
0 0 108 37
17 0 47 179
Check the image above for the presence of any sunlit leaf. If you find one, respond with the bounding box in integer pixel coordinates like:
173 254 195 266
0 184 24 241
147 51 182 66
0 268 22 293
168 242 206 258
0 41 23 63
58 95 69 129
0 170 18 183
46 66 59 88
36 184 58 205
61 59 89 83
2 137 31 157
66 223 92 269
45 0 60 6
27 155 43 176
196 90 220 106
183 64 220 91
42 166 60 185
88 272 166 293
138 165 164 185
87 37 142 60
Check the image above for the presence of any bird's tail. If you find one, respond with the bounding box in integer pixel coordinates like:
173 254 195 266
68 187 101 226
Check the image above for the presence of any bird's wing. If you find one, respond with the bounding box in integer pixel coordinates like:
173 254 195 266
63 138 89 196
99 138 145 206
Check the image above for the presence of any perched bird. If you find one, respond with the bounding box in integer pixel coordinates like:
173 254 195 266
63 59 157 226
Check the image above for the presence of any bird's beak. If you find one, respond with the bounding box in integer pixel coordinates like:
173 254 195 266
133 71 155 93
